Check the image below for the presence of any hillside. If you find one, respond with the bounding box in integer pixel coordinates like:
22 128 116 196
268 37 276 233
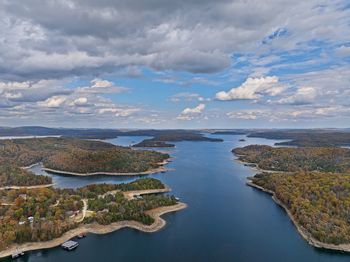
0 137 169 175
233 145 350 173
251 172 350 245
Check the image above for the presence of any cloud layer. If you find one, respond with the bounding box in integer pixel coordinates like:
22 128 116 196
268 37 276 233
0 0 349 127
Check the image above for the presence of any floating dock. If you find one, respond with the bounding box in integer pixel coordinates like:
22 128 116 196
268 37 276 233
61 240 79 251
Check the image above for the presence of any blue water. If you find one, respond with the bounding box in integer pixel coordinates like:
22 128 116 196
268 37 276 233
5 135 350 261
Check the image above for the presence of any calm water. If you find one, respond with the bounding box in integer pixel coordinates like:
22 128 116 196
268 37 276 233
4 135 350 261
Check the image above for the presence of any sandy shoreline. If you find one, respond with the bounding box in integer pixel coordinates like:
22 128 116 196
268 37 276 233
41 158 171 177
246 180 350 253
0 184 54 190
0 202 187 258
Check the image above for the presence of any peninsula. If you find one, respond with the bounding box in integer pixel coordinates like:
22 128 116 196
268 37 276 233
0 137 170 176
0 178 186 258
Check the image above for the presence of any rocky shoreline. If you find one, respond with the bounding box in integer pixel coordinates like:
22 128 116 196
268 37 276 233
247 180 350 253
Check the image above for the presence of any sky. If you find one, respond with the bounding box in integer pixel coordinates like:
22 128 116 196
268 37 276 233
0 0 350 129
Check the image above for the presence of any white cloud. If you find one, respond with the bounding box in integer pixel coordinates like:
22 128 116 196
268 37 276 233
216 76 286 101
72 97 88 106
39 96 67 108
227 105 350 122
77 79 128 94
227 109 269 120
177 103 206 120
275 86 317 105
169 93 209 103
182 104 206 114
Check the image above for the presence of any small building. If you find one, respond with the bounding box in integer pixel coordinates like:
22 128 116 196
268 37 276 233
18 221 26 225
27 216 34 223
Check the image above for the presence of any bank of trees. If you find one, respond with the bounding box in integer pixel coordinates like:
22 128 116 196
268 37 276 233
44 147 168 174
87 192 177 225
0 165 52 187
252 172 350 244
0 178 178 250
0 187 81 250
233 145 350 173
0 137 169 188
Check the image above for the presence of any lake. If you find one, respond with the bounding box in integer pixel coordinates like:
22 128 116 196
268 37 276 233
3 134 350 261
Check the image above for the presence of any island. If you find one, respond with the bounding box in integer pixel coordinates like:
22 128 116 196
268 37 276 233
133 139 176 148
0 137 170 176
133 132 223 148
233 144 350 252
0 178 186 258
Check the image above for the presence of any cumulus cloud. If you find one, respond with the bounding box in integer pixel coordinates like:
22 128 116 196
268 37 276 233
216 76 286 101
71 97 88 106
177 103 206 120
76 79 128 94
0 78 139 126
39 96 67 108
275 86 317 105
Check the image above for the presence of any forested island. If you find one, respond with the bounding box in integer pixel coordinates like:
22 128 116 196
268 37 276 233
133 132 223 148
0 178 186 257
233 144 350 251
0 137 169 177
133 139 175 148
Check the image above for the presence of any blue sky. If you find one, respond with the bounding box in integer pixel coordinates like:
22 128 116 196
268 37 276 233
0 0 349 128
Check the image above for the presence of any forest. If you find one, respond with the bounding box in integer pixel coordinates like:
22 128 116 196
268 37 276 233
0 178 178 250
247 130 350 147
251 172 350 245
0 137 169 175
133 131 223 147
0 165 52 187
233 145 350 173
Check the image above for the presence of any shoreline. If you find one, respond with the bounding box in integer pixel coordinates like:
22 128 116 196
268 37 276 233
0 185 186 258
0 202 187 259
0 184 54 190
234 156 293 174
39 158 171 177
246 180 350 253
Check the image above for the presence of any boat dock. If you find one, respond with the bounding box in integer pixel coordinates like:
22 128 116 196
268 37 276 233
61 240 79 251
